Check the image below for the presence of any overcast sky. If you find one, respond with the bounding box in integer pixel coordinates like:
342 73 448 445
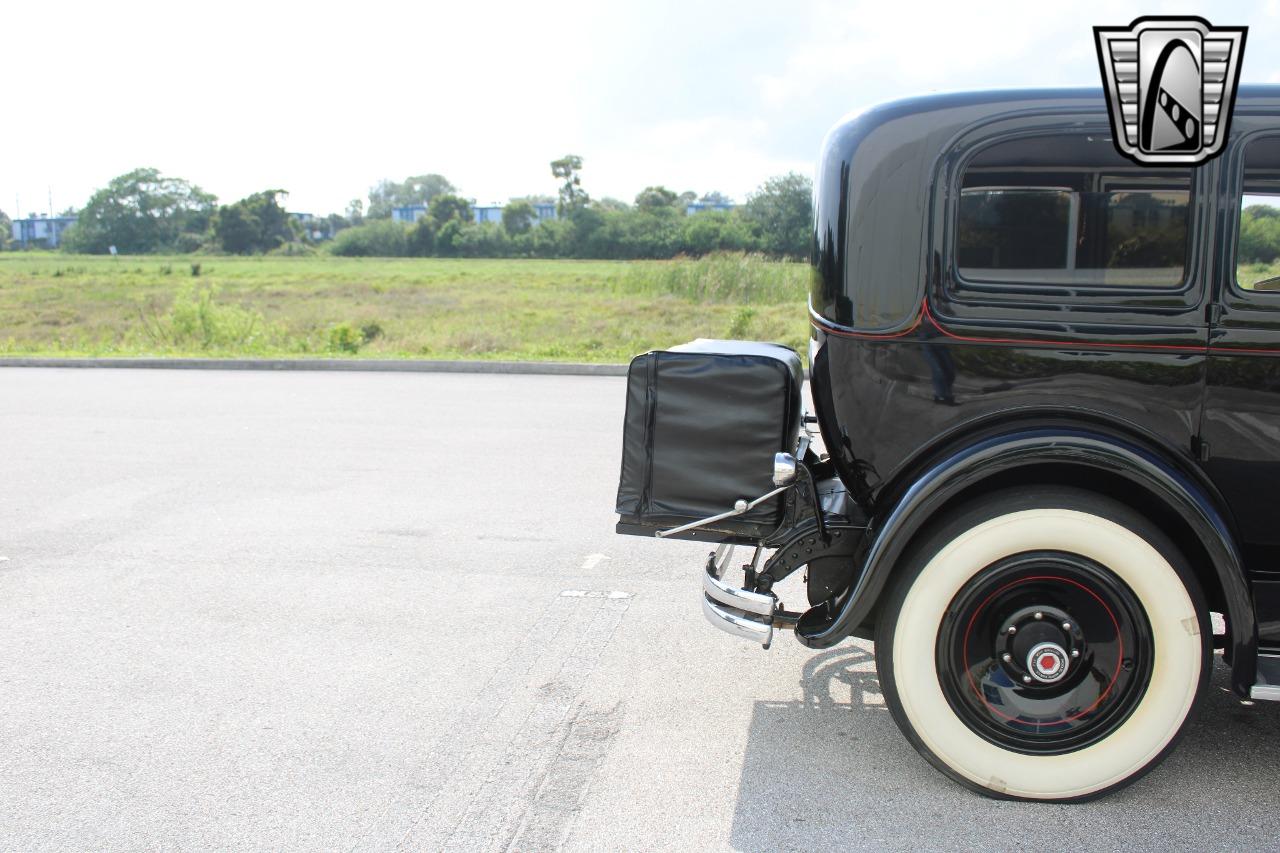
4 0 1278 217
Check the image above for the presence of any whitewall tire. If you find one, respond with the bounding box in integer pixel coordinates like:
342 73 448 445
875 487 1210 801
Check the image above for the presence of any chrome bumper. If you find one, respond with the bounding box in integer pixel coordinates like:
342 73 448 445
701 545 776 646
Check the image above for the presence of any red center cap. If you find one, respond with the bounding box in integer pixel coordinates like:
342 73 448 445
1040 654 1058 672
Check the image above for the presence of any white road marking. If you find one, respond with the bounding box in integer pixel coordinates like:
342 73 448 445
580 553 610 570
560 590 632 599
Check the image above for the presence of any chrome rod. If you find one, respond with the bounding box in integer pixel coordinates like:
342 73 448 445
710 543 735 579
656 485 790 539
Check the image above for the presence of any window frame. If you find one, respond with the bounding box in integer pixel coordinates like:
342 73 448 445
1226 130 1280 302
931 114 1208 324
942 122 1204 306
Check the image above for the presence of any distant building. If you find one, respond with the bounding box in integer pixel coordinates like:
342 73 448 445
391 201 558 227
685 201 736 216
289 212 335 241
474 201 556 225
472 204 504 225
391 205 428 224
12 214 77 248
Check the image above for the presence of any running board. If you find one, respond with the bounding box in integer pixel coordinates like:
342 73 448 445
1250 653 1280 701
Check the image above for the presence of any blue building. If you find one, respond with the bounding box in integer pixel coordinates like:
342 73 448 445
472 204 504 225
390 205 428 224
391 200 558 227
11 215 78 248
473 201 556 225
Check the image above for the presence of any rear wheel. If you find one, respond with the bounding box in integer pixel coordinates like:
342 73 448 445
875 486 1210 801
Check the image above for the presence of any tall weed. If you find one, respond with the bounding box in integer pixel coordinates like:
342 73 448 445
138 285 267 349
618 252 808 304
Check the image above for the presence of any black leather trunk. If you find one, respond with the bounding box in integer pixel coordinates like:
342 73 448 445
615 339 803 539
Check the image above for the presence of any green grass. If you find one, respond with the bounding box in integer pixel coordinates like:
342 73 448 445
1237 261 1280 290
0 252 811 362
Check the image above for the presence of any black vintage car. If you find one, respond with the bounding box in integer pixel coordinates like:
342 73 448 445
616 87 1280 801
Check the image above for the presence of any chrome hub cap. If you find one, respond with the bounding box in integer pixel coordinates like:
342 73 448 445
1027 641 1070 683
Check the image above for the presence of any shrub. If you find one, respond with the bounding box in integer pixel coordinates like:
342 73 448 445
434 219 465 257
581 208 681 259
679 210 759 255
138 285 266 349
408 218 436 257
327 323 363 353
524 219 573 258
329 220 410 257
727 306 756 337
456 222 511 258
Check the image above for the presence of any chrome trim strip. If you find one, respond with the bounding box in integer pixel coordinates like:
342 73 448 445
703 569 775 616
702 596 773 645
1250 684 1280 701
1252 653 1280 700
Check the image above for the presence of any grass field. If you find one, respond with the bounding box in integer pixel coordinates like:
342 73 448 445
0 253 811 362
1236 261 1280 291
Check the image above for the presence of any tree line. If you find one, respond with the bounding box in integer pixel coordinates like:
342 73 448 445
1 157 813 260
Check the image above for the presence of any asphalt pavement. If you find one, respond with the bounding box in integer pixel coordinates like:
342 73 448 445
2 368 1278 851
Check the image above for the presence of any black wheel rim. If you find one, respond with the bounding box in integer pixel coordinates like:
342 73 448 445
935 551 1153 755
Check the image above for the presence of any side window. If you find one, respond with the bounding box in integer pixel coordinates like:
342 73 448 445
1236 136 1280 292
958 188 1074 271
956 133 1192 288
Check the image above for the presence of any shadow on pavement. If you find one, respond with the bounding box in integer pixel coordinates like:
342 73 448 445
730 649 1280 851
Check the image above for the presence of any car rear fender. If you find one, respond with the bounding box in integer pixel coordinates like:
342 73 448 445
795 427 1257 696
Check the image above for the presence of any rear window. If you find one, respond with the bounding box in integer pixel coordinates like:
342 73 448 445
956 133 1192 288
